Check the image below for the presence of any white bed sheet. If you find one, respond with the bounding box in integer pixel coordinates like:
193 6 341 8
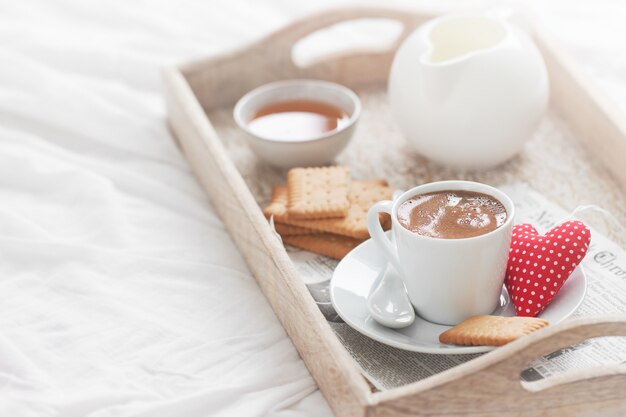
0 1 624 416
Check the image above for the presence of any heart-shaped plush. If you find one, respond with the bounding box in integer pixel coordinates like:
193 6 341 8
505 220 590 317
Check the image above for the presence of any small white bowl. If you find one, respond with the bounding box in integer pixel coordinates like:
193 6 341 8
233 79 361 169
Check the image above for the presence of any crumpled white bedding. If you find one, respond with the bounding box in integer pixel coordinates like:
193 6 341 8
0 0 624 416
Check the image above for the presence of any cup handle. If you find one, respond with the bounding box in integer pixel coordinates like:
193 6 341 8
367 201 402 273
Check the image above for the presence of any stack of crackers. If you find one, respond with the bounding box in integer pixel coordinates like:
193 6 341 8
263 166 393 260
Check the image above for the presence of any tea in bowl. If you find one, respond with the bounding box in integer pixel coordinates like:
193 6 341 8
234 79 361 169
368 181 515 325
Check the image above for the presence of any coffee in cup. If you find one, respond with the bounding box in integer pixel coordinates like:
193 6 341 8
397 190 508 239
367 181 515 325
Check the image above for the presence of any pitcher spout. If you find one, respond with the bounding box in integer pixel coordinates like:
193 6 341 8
419 14 508 66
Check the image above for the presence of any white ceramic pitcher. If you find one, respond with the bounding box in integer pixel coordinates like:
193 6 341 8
388 14 549 169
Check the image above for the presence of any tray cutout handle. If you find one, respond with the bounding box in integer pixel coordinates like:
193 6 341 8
521 348 626 394
490 317 626 402
375 316 626 416
271 7 430 59
290 18 404 69
260 7 434 85
493 316 626 389
181 8 436 110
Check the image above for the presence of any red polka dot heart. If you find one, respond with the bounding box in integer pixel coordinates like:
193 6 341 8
505 220 590 317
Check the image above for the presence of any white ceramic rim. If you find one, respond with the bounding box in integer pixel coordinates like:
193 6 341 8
232 79 362 143
391 180 516 243
418 13 513 67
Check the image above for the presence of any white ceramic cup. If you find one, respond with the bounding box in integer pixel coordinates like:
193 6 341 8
367 181 515 325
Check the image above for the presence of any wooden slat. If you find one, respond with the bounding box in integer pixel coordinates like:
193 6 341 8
163 67 373 417
533 23 626 189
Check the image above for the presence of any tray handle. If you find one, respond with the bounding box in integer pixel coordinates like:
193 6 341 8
375 316 626 416
181 7 436 110
490 316 626 389
267 7 431 60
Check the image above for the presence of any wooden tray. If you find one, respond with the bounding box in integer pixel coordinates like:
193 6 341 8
163 7 626 417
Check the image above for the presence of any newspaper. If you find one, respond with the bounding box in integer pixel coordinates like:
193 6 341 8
286 184 626 390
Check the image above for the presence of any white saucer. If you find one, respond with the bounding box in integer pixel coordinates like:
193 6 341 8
330 238 587 354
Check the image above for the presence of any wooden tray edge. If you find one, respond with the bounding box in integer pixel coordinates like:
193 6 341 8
371 315 626 416
531 20 626 189
163 66 374 417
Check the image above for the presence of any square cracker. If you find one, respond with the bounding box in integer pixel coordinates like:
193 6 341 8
265 180 392 239
287 166 351 219
263 185 289 219
282 233 363 260
439 315 549 346
274 223 319 236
